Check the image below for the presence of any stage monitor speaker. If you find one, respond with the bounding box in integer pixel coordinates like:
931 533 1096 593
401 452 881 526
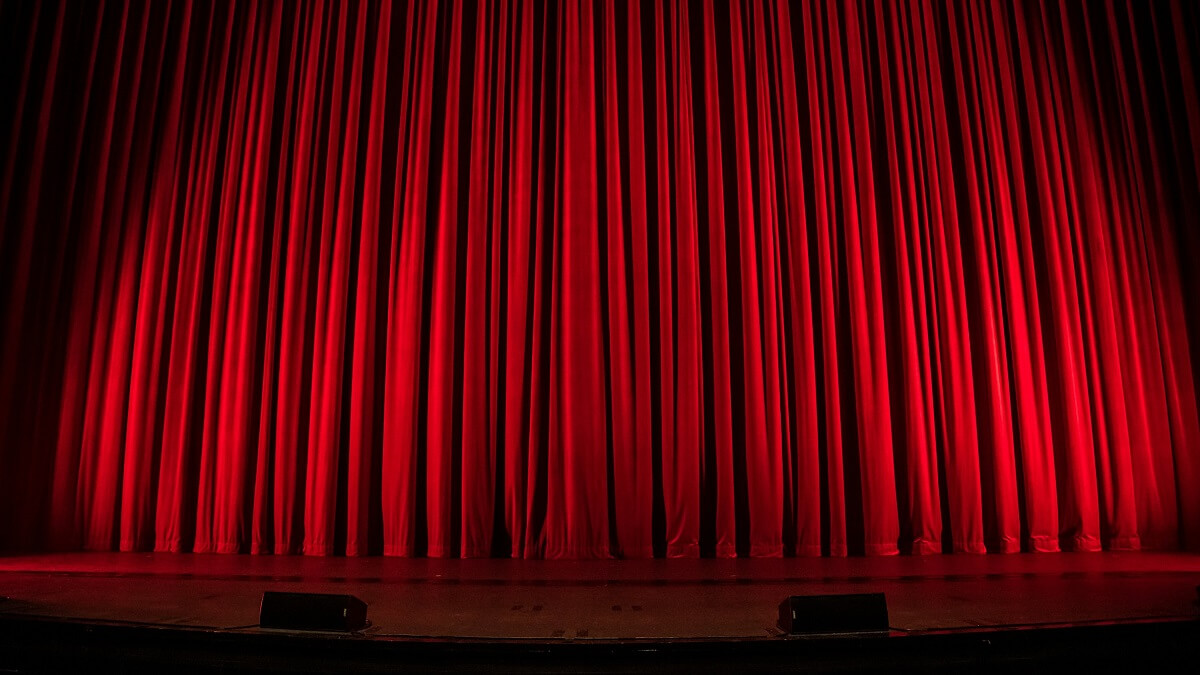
259 591 368 632
778 593 888 636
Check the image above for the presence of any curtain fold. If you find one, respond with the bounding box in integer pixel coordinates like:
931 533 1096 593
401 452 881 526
2 0 1199 558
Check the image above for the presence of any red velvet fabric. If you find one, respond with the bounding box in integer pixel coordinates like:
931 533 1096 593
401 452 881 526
2 0 1199 558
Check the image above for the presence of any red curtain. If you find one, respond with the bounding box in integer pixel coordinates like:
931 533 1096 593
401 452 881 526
2 0 1200 558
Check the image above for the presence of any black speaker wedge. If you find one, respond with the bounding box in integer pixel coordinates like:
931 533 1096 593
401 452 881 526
259 591 368 632
778 592 889 636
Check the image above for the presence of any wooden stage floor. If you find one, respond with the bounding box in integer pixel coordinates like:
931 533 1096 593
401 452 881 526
1 551 1198 641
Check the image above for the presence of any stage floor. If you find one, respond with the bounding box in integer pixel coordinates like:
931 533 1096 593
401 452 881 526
1 552 1198 641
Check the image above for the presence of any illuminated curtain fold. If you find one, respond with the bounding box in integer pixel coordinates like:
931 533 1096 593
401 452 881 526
2 0 1200 558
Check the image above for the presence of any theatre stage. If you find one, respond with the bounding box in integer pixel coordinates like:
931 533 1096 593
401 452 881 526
1 551 1198 671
